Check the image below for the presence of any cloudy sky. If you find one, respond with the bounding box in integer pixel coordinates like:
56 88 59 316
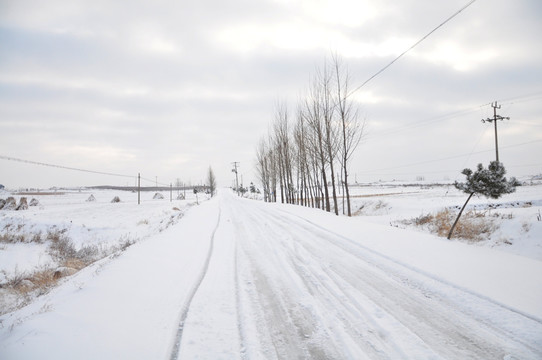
1 0 541 189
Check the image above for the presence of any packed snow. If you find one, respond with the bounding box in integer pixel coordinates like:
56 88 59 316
0 185 541 359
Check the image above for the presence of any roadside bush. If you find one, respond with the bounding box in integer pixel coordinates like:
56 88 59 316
48 232 77 259
2 267 58 314
47 229 100 268
1 226 140 315
353 200 390 216
403 208 496 242
22 268 57 294
0 226 32 244
117 236 135 251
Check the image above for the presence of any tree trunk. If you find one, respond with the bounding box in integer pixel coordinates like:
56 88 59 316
447 192 475 240
327 152 338 215
321 167 329 211
344 163 352 216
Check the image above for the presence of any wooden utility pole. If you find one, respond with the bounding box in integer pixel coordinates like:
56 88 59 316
232 162 240 196
138 173 141 205
482 101 510 162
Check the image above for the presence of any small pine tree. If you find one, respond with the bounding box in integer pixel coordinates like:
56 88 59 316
448 161 518 239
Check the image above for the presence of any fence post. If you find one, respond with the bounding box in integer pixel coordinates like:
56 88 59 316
170 183 172 202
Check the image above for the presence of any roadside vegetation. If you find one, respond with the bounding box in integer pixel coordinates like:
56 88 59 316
255 55 364 216
399 209 497 242
0 226 135 315
394 199 537 244
0 190 197 316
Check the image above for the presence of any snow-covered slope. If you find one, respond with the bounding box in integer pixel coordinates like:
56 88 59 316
0 198 219 359
1 190 541 359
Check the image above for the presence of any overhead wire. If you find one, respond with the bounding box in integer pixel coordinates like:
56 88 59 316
330 0 540 152
0 155 175 187
327 0 539 181
362 89 542 141
0 155 134 179
498 90 542 105
363 102 488 140
344 0 478 100
361 139 542 174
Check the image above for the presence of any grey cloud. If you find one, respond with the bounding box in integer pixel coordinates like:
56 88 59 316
0 0 541 187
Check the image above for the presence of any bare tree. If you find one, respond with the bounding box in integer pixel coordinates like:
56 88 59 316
320 61 340 215
273 102 296 204
255 138 269 202
333 55 364 216
254 53 364 216
294 107 311 207
304 75 331 212
207 166 216 197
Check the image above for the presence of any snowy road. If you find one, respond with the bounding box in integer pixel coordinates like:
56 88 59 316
1 190 542 359
173 191 542 359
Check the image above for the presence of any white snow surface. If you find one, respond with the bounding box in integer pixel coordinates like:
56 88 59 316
1 189 541 359
347 182 542 260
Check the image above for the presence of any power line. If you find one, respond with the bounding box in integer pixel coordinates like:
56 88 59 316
360 163 542 178
0 155 134 179
498 90 542 105
346 0 478 99
140 176 170 187
358 162 542 178
364 103 486 139
363 90 542 140
0 154 177 187
508 163 542 169
361 139 542 173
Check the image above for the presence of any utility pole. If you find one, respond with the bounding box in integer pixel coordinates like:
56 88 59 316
232 162 240 196
138 173 141 205
481 101 510 163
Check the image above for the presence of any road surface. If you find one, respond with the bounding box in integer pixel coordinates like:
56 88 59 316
1 190 541 359
171 191 542 359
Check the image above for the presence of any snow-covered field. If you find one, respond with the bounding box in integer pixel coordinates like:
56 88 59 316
0 185 541 359
0 188 201 314
346 180 542 260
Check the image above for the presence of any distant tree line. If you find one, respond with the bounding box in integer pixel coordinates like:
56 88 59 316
256 55 364 216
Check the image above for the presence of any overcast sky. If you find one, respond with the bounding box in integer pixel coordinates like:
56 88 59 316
1 0 541 189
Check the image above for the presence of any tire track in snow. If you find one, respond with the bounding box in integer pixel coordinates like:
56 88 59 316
277 208 542 353
233 198 542 359
231 200 359 359
230 209 307 358
282 208 542 325
169 206 221 360
269 207 542 359
234 240 248 359
235 202 417 358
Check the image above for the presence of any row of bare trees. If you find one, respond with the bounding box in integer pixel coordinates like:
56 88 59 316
256 56 364 216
